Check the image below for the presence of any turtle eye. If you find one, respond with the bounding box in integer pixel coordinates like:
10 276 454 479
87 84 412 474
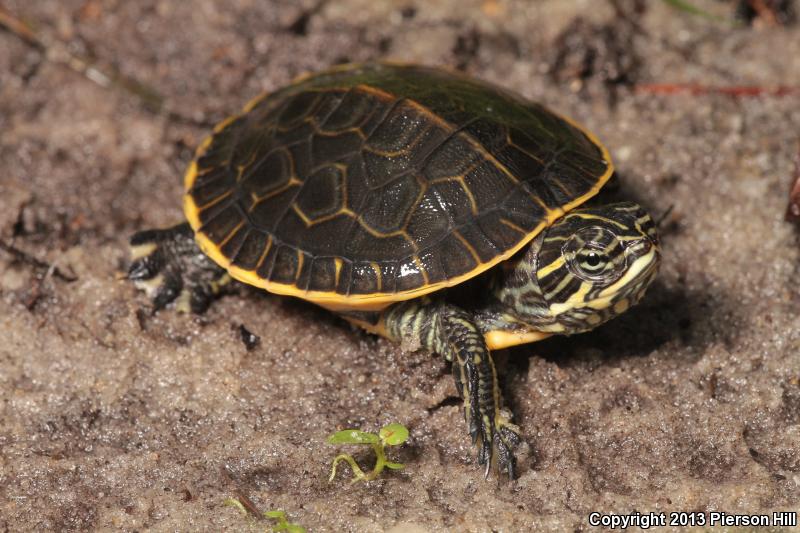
562 226 627 283
585 251 601 268
575 248 609 277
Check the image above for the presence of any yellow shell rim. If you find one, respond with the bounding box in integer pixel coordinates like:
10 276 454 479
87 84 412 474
183 68 615 311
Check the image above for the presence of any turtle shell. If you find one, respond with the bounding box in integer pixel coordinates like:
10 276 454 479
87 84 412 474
184 63 613 310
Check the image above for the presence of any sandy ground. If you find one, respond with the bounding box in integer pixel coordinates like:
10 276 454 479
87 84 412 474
2 0 800 531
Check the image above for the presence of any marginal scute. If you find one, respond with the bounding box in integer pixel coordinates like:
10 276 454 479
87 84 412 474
416 248 446 283
308 257 337 292
197 195 236 228
220 225 250 260
560 148 609 182
255 242 277 279
295 250 313 290
335 260 354 294
271 245 299 284
395 256 426 291
185 63 613 306
196 119 239 168
378 261 399 293
232 230 269 270
191 175 234 208
350 262 380 294
192 165 230 190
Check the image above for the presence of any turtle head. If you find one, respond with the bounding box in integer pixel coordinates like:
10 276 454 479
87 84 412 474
497 202 660 334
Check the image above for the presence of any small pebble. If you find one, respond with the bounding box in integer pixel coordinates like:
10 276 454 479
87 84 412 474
238 324 260 351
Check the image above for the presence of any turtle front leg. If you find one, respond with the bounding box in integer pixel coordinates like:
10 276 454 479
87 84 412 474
383 301 521 478
127 223 231 313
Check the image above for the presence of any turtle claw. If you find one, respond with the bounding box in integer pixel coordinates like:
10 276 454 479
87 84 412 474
469 427 479 445
472 410 520 479
128 223 229 313
495 420 520 479
464 366 519 478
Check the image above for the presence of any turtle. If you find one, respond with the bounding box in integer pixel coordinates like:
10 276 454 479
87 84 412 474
127 63 661 478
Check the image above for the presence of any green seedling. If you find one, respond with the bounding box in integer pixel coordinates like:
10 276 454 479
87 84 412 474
224 498 306 533
328 422 409 483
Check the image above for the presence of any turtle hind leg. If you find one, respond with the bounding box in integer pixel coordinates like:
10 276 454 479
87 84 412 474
383 302 522 478
128 222 231 313
439 305 521 478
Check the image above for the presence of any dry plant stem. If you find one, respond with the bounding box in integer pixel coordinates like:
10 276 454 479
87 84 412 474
0 240 77 282
636 82 796 97
0 5 202 120
785 141 800 222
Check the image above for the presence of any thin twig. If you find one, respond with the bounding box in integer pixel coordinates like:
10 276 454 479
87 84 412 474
0 240 77 282
0 5 211 125
786 141 800 223
636 82 797 98
233 490 265 520
0 4 43 48
219 466 266 521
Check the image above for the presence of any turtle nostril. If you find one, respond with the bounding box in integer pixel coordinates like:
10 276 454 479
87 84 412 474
625 237 653 259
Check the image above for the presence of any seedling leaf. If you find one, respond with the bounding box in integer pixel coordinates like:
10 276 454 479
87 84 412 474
328 429 380 445
379 423 409 446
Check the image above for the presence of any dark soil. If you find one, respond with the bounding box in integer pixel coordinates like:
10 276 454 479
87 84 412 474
2 1 799 531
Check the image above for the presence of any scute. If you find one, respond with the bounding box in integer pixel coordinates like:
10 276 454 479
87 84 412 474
360 175 421 234
240 148 293 199
295 165 344 221
184 63 613 310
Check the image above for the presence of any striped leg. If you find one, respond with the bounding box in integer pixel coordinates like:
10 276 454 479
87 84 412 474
384 301 521 478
